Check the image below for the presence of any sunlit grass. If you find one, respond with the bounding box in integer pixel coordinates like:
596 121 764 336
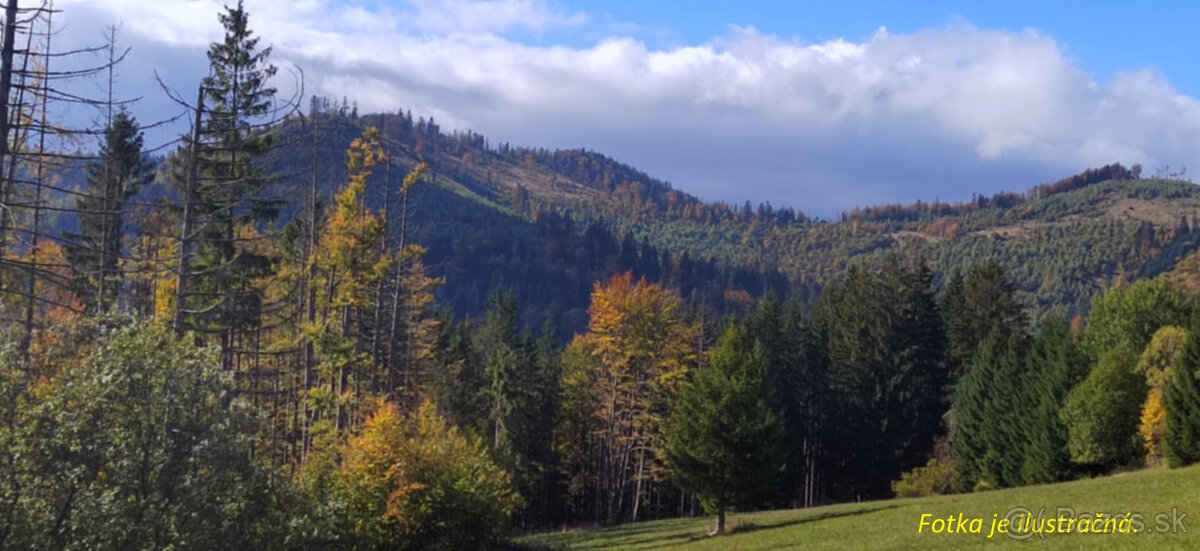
519 464 1200 550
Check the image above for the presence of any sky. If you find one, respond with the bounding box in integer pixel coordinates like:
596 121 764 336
52 0 1200 218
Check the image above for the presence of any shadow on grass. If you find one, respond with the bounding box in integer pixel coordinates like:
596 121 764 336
728 503 902 535
531 503 904 550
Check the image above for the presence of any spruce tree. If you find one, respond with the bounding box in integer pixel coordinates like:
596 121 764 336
891 257 949 473
940 269 968 383
179 0 280 367
949 261 1028 490
665 323 783 536
743 292 803 503
64 109 152 312
1020 316 1085 484
945 261 1025 378
1165 329 1200 467
823 258 947 499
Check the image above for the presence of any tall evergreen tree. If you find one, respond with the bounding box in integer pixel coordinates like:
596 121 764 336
179 0 281 368
477 290 563 526
1020 316 1086 484
960 261 1025 343
823 257 947 500
480 289 521 451
948 261 1029 489
665 323 783 536
940 268 968 383
891 258 949 470
431 312 487 433
743 292 802 503
65 109 152 312
953 329 1027 489
1165 328 1200 467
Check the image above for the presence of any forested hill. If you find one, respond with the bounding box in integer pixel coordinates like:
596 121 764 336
258 102 1200 334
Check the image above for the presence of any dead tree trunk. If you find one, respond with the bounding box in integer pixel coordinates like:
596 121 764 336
173 85 204 336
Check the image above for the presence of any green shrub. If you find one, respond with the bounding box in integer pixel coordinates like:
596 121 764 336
892 458 957 498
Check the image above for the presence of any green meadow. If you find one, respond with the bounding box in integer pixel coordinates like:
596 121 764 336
519 465 1200 550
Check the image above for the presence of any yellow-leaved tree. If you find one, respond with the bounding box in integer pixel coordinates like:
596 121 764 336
558 272 698 524
1137 325 1187 465
307 127 393 435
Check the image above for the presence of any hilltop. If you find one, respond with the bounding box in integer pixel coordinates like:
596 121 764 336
252 105 1200 332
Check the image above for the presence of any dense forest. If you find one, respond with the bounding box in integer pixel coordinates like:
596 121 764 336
4 1 1200 549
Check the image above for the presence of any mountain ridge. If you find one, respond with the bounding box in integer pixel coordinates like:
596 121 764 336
253 105 1200 334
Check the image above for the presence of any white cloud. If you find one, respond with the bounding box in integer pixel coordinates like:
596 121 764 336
54 0 1200 216
404 0 586 33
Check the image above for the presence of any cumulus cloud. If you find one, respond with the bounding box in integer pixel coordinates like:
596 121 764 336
54 0 1200 216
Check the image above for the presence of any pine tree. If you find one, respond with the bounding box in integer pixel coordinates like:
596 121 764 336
665 323 783 536
1165 329 1200 467
64 109 152 312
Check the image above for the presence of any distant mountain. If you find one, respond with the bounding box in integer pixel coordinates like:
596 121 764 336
248 105 1200 335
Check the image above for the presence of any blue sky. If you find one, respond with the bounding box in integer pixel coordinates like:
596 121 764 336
560 0 1200 92
55 0 1200 218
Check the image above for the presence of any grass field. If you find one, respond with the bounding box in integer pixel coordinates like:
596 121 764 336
518 464 1200 550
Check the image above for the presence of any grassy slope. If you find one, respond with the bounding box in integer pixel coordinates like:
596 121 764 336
520 465 1200 550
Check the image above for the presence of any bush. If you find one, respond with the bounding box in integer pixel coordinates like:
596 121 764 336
0 315 282 550
892 458 957 498
300 400 520 550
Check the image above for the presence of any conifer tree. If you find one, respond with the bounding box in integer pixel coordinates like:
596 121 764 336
665 323 783 536
1165 329 1200 467
742 292 803 503
307 128 391 432
176 0 281 369
953 330 1027 489
891 258 949 470
431 313 487 432
1020 316 1086 484
823 258 946 499
956 261 1025 348
64 109 152 312
940 269 968 382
